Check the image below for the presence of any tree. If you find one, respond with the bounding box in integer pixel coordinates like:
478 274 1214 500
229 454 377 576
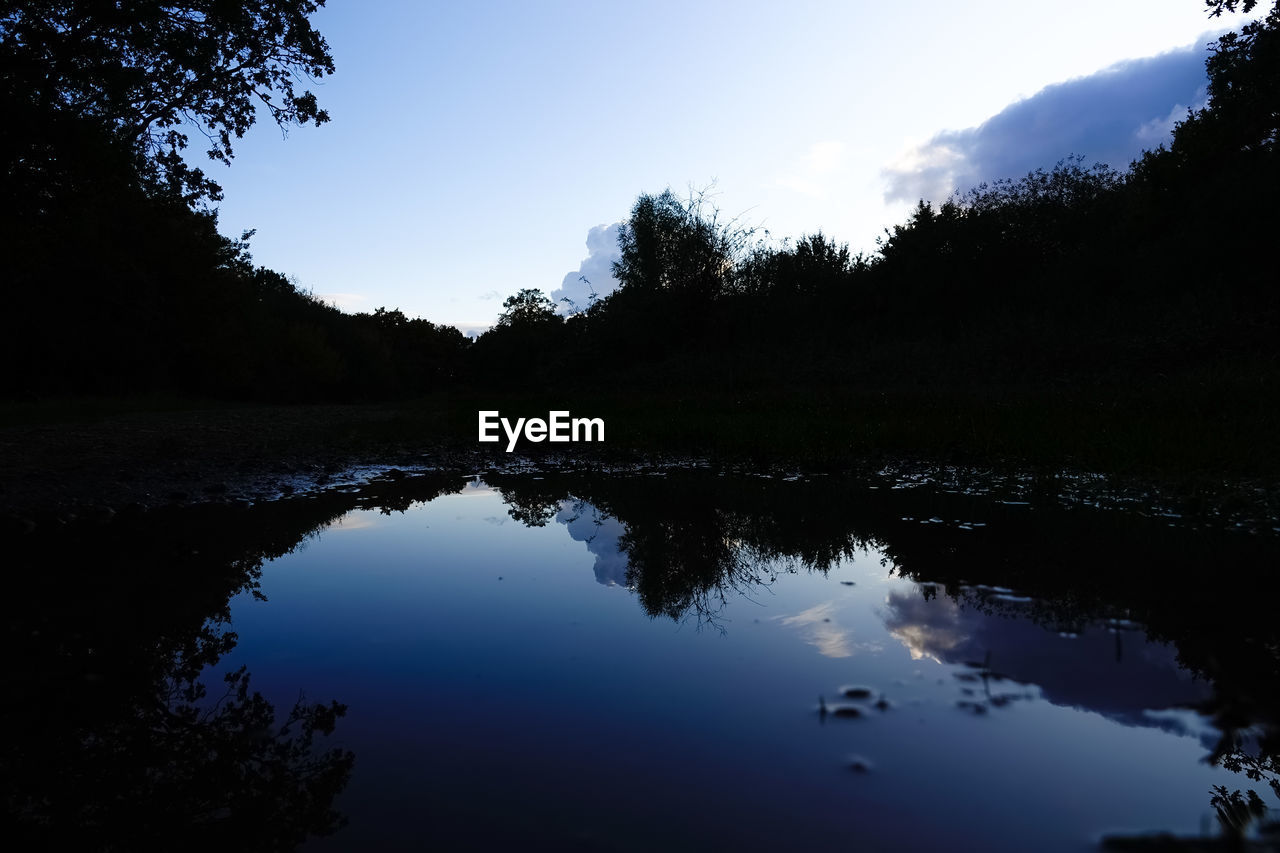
497 288 560 327
1125 0 1279 271
1132 1 1279 171
612 187 757 303
1206 0 1271 14
0 1 334 204
1201 0 1279 156
736 232 857 297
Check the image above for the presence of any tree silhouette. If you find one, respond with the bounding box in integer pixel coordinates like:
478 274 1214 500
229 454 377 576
497 289 560 328
1 0 334 203
612 187 757 302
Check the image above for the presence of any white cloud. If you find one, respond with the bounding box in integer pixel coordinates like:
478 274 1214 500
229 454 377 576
1134 93 1205 145
549 223 623 316
453 322 490 339
557 500 629 587
778 601 854 658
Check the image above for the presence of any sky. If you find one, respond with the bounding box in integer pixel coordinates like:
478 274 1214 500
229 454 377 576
198 0 1253 335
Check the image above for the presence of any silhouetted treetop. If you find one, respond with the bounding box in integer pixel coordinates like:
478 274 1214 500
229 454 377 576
497 288 560 327
0 0 334 202
1207 0 1271 16
1202 0 1280 155
612 188 759 302
736 231 860 296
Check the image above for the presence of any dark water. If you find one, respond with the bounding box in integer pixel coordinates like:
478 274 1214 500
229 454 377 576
7 468 1280 850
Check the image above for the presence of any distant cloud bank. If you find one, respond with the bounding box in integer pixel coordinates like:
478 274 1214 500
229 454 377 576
883 36 1218 204
455 323 489 339
550 223 623 316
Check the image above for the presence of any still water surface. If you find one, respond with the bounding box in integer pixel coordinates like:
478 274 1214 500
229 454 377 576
9 468 1279 850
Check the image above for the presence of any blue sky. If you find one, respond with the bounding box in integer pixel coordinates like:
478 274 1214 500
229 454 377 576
199 1 1251 334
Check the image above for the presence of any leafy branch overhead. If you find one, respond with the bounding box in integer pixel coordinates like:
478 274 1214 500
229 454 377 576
1207 0 1269 15
0 1 335 201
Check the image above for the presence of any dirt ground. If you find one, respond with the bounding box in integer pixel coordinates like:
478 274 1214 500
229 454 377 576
3 399 1277 536
0 403 459 520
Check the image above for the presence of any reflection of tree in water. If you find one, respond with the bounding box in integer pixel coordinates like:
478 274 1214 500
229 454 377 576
887 536 1280 839
500 480 566 527
491 468 1280 833
491 471 874 630
1198 725 1280 846
2 474 468 850
7 620 355 850
17 468 1268 844
619 509 758 628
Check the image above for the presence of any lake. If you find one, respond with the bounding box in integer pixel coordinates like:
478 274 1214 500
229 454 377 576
7 465 1279 851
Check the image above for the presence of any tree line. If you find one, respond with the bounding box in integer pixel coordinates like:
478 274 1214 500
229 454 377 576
3 1 1276 401
471 0 1278 395
1 1 467 401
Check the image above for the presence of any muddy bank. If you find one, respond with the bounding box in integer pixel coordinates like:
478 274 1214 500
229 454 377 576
3 399 1277 536
0 403 453 518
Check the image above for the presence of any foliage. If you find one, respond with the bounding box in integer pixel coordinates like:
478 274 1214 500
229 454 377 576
0 0 334 203
1207 0 1271 17
0 1 471 402
1134 1 1279 177
736 232 861 297
520 0 1277 396
1202 2 1280 154
470 289 567 389
4 0 1279 424
4 500 365 849
612 187 758 302
1209 785 1269 838
497 288 560 327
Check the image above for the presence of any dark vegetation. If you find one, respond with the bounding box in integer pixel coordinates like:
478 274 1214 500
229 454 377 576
6 499 354 848
1 1 468 401
2 0 1277 474
468 4 1278 418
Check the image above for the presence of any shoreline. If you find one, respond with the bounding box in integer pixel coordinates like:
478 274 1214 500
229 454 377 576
2 396 1276 533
